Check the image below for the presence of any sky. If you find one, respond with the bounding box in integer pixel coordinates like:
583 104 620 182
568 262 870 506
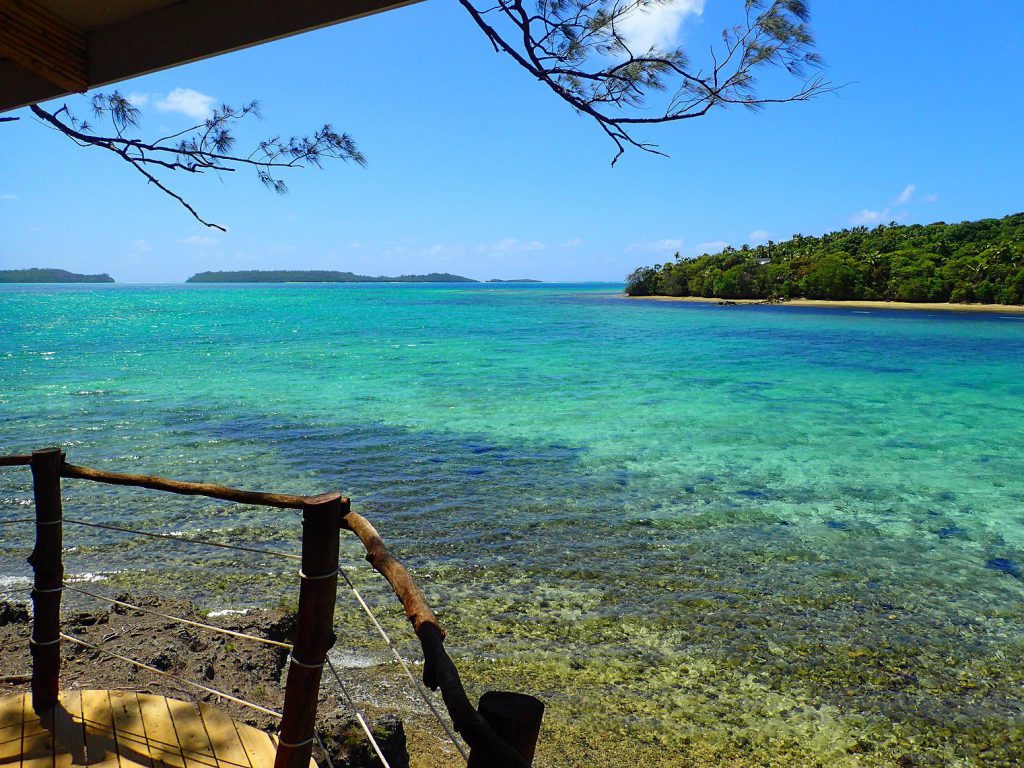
1 1 1022 283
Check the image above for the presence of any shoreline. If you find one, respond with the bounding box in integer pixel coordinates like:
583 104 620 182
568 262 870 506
625 295 1024 314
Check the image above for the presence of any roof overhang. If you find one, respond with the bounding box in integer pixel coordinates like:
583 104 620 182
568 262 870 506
0 0 421 113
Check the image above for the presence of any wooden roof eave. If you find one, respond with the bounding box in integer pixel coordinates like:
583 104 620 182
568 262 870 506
0 0 422 114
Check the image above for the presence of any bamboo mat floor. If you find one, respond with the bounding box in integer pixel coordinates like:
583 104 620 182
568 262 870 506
0 691 314 768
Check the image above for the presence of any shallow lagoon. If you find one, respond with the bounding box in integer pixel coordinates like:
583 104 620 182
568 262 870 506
2 283 1023 766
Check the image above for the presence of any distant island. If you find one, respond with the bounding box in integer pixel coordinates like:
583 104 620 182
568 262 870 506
0 268 114 283
486 279 542 283
186 270 477 283
626 212 1024 305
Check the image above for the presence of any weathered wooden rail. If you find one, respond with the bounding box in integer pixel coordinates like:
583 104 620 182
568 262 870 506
1 448 544 768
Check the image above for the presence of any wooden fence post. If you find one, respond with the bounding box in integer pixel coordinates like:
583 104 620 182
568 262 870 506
275 493 344 768
27 447 65 712
467 691 544 768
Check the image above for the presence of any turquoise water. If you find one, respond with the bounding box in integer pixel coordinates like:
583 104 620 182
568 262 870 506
2 283 1023 766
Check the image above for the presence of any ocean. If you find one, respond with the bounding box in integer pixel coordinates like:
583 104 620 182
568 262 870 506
2 282 1022 766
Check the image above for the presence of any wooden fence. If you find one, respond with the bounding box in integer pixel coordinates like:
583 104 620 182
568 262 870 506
0 448 544 768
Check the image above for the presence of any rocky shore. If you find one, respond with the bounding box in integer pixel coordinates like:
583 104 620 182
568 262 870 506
0 596 437 768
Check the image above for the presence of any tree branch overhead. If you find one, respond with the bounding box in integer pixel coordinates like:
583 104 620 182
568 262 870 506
29 95 365 230
459 0 833 163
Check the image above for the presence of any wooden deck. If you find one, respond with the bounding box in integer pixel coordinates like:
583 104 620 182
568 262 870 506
0 691 314 768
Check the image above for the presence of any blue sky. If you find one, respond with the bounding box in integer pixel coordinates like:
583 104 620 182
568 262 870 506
1 1 1022 283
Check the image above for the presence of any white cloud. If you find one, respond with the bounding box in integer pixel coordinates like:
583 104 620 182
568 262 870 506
480 238 545 254
850 208 889 225
132 239 152 253
617 0 705 53
749 229 771 243
179 235 218 247
924 193 939 203
0 193 17 200
626 239 684 253
561 238 583 249
156 88 216 120
126 92 149 108
894 184 915 205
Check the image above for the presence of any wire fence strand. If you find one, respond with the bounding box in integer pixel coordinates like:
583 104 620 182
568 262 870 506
324 658 393 768
63 584 293 649
62 517 302 560
59 631 283 718
338 571 469 762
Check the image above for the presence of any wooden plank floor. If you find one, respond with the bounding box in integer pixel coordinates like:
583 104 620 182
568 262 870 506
0 692 315 768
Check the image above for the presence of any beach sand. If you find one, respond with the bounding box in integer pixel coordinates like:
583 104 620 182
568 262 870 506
626 295 1024 314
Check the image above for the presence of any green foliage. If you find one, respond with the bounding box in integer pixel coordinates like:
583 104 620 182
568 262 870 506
624 213 1024 305
0 268 114 283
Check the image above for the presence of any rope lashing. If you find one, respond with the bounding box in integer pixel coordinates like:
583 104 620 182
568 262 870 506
299 568 339 581
276 735 317 748
287 654 326 670
28 636 61 646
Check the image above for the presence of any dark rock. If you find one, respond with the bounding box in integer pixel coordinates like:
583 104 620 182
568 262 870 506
317 708 409 768
737 489 768 499
0 602 29 627
985 557 1022 579
938 526 965 539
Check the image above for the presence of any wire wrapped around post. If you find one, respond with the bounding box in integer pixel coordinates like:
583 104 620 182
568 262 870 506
275 493 345 768
28 447 65 712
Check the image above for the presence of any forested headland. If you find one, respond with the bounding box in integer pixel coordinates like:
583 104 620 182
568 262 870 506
626 213 1024 305
0 268 114 283
186 270 476 283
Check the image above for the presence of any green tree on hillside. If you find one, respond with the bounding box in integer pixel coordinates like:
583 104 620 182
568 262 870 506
625 213 1024 305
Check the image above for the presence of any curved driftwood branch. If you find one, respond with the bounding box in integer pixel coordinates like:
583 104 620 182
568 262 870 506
340 510 441 634
61 462 316 509
341 510 532 768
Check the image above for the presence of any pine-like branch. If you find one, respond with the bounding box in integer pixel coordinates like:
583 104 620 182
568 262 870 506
30 96 365 230
459 0 834 164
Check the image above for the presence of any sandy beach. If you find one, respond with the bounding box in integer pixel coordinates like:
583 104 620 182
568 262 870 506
626 295 1024 314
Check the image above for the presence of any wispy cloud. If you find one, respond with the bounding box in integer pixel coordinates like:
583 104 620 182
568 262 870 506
749 229 770 243
156 88 216 120
126 92 150 108
924 193 939 203
0 193 17 201
561 238 583 249
179 235 218 247
894 184 916 205
618 0 705 53
479 238 545 254
132 239 152 253
626 239 683 253
850 208 890 225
